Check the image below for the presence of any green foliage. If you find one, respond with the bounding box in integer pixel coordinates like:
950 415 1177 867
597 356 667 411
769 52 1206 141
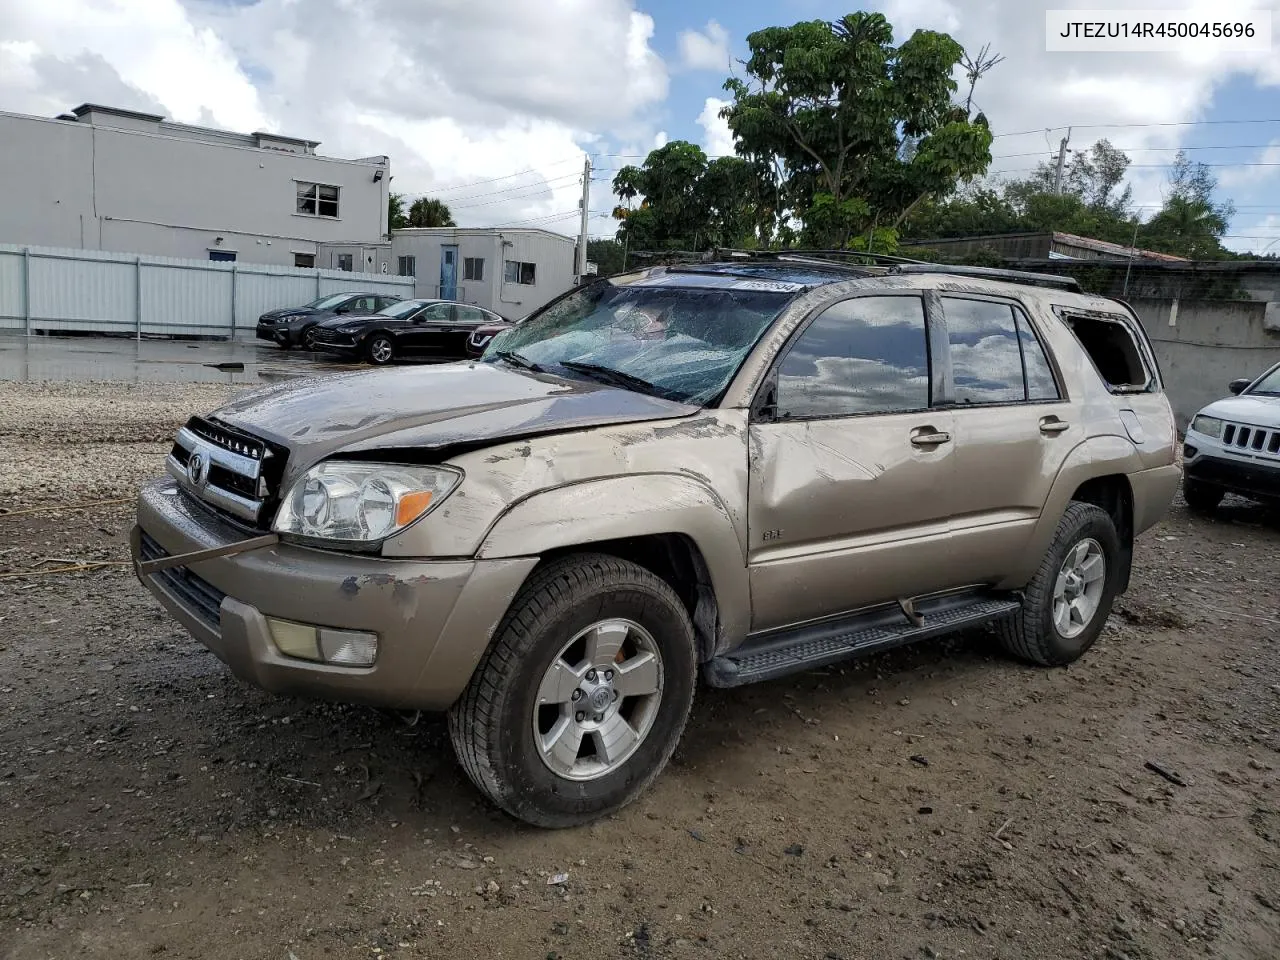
611 141 770 250
901 140 1238 261
407 197 456 228
388 193 408 231
721 11 994 249
586 239 626 276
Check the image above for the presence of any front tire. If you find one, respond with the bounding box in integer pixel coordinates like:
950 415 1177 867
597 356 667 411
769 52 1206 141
302 326 321 351
448 554 697 828
366 334 395 365
1183 477 1224 514
997 502 1121 666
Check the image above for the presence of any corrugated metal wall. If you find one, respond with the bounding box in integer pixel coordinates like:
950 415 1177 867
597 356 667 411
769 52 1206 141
0 244 414 337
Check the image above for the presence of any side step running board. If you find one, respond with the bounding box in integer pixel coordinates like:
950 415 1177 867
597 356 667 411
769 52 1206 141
704 594 1022 688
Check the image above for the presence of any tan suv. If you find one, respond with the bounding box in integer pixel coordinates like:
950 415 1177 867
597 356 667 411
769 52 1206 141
131 256 1180 827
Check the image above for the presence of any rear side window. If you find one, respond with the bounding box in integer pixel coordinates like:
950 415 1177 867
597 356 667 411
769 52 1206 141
1014 307 1061 401
943 298 1024 404
776 296 930 419
1061 311 1152 393
943 297 1063 404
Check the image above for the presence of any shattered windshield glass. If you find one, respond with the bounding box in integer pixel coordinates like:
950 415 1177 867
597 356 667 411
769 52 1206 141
482 275 796 405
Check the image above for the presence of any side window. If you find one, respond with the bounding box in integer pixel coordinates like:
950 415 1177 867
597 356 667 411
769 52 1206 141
943 297 1024 405
418 303 452 322
1062 312 1151 393
776 296 930 419
455 305 485 322
1013 307 1061 400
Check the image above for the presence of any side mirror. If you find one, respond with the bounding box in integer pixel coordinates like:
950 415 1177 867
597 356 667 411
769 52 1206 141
1228 378 1251 395
335 306 350 314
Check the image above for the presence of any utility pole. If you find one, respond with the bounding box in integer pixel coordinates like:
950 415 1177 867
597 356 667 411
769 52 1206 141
576 154 591 283
1053 127 1071 195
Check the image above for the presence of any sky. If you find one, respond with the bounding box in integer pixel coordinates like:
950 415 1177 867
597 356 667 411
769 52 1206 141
1 0 1279 253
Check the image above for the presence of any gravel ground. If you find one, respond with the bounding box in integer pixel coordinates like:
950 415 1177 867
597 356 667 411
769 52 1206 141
1 380 1278 960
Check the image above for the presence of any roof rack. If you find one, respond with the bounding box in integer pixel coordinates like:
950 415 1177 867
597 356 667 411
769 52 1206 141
716 248 930 266
886 263 1081 292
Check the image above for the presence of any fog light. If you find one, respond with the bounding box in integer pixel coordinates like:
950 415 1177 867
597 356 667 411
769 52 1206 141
1183 444 1198 459
318 628 378 667
268 618 320 661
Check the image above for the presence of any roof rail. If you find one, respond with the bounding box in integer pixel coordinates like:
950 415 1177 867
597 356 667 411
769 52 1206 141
886 263 1081 292
716 247 931 266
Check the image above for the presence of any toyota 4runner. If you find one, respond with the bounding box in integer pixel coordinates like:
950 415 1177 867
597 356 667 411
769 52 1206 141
131 257 1181 827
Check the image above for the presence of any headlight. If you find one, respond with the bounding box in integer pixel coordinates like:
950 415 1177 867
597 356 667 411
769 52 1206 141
335 326 360 335
273 462 461 543
1190 415 1224 439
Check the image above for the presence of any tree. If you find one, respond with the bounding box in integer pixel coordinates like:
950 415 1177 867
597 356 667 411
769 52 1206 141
1138 152 1235 259
721 12 995 249
388 192 408 231
586 239 626 276
407 197 456 228
611 141 766 250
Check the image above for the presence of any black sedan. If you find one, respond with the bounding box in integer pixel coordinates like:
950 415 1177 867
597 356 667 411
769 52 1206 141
255 292 402 349
308 299 508 365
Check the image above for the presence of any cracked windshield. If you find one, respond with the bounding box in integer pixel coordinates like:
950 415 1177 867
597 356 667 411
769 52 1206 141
484 277 794 403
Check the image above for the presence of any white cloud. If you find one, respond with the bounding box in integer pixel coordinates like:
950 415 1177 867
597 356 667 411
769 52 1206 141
678 19 730 72
654 130 669 148
1219 141 1280 189
697 97 735 158
1224 214 1280 254
870 0 1280 219
0 0 670 235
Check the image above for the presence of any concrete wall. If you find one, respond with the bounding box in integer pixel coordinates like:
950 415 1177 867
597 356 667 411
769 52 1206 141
0 109 388 267
390 228 576 319
1128 297 1280 428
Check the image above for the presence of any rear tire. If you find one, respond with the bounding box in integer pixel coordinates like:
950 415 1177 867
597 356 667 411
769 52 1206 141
997 502 1121 666
366 334 395 365
302 326 321 351
1183 477 1224 514
448 554 697 828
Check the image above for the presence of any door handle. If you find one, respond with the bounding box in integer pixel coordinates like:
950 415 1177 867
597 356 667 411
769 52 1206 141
910 430 952 447
1039 417 1070 435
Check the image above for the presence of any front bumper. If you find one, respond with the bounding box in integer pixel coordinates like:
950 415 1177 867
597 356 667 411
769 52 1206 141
131 478 537 710
1184 448 1280 501
255 322 291 345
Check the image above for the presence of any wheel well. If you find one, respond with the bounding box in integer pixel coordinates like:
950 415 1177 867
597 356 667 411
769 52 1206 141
536 535 720 663
1070 475 1134 593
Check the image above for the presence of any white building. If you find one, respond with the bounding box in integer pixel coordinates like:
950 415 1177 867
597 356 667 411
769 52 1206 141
382 227 577 319
0 103 389 268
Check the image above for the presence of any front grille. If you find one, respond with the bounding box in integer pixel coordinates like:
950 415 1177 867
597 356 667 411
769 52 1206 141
310 328 351 345
167 416 288 528
139 531 226 632
1222 422 1280 459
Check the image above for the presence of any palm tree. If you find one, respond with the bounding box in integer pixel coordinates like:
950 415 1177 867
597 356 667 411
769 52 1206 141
407 197 456 228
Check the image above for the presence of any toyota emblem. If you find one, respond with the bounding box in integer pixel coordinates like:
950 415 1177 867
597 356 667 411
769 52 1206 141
187 451 209 487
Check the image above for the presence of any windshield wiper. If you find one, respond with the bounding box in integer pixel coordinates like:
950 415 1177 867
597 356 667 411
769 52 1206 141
558 360 676 400
492 350 544 373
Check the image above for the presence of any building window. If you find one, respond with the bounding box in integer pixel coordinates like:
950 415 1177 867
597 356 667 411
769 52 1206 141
464 257 485 281
503 260 536 285
208 250 236 262
336 253 353 272
398 256 417 277
293 253 316 268
296 181 340 218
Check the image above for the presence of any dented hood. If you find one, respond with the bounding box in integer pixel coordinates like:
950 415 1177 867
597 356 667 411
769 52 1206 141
210 361 698 468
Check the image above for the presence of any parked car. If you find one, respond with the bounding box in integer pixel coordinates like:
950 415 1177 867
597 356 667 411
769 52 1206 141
465 317 518 358
309 299 507 365
255 292 401 349
1182 360 1280 511
132 258 1179 828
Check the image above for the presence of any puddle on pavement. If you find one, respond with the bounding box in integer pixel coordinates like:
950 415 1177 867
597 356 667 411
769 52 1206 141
0 334 360 384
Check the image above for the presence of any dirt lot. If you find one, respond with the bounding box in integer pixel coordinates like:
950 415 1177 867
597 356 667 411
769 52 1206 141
1 378 1277 960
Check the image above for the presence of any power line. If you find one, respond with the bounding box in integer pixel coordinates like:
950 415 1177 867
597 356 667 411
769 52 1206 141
992 118 1280 139
426 157 583 196
444 173 583 208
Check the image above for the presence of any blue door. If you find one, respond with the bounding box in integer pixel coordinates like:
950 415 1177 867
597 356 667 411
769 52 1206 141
440 245 458 300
